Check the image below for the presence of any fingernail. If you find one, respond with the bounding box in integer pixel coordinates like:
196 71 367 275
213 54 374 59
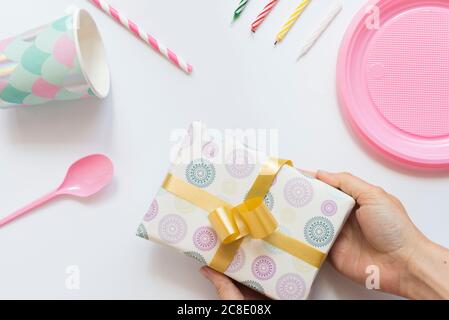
299 169 317 178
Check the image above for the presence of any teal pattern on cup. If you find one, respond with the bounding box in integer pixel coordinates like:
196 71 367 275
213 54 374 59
0 8 110 108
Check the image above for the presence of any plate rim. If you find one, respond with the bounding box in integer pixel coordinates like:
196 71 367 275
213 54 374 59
337 0 449 168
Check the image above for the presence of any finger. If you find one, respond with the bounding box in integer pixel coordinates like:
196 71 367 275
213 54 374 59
200 267 244 300
316 171 375 200
237 283 268 300
298 169 317 178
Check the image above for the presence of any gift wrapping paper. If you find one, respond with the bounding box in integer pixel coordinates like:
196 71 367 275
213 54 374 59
137 123 355 300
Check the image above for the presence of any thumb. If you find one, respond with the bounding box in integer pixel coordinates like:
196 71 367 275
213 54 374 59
316 171 376 201
200 267 244 300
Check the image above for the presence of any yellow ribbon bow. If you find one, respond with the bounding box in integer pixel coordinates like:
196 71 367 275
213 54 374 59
162 157 326 273
209 197 277 245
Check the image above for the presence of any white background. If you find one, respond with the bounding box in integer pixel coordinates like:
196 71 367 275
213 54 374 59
0 0 448 300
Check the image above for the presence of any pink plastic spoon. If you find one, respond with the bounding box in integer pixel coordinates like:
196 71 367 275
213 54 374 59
0 154 114 228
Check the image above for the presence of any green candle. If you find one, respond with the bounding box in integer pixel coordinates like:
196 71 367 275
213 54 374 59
233 0 250 22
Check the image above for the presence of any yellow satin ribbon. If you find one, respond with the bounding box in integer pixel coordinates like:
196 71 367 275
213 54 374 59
162 157 326 272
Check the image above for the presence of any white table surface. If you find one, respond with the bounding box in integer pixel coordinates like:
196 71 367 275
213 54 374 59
1 0 448 300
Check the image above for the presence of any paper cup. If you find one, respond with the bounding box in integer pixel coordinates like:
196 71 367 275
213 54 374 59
0 8 110 108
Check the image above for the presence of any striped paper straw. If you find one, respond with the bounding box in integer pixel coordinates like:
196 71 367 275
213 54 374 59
233 0 250 22
89 0 192 74
275 0 312 45
297 2 343 60
251 0 279 33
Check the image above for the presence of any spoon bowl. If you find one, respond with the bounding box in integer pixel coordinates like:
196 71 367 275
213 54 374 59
0 154 114 228
57 154 114 197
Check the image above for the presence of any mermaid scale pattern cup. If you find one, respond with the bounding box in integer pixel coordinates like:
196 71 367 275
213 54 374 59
0 8 110 108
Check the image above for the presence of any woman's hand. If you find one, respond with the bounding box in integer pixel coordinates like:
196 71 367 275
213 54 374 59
316 171 428 299
201 171 449 300
317 171 449 299
200 266 267 300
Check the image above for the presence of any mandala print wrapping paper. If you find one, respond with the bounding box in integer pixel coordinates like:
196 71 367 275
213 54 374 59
137 123 355 300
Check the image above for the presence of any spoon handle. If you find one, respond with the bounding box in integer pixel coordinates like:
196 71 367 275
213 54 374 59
0 191 58 227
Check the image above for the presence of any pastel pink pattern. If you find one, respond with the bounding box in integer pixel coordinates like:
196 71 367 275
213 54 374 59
53 34 76 68
0 38 13 52
0 80 8 92
321 200 337 216
202 141 219 158
252 255 276 281
193 227 217 251
276 273 306 300
226 248 245 273
144 200 158 221
32 77 60 99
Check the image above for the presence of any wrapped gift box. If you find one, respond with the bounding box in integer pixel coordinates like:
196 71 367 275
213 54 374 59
137 123 355 300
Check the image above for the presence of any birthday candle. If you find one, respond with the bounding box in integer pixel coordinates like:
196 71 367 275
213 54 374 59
251 0 279 33
297 2 343 60
275 0 312 45
233 0 250 22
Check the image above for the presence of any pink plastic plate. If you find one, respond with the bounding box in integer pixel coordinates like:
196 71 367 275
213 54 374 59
338 0 449 168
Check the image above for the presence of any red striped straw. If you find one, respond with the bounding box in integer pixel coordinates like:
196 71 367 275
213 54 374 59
251 0 279 33
90 0 192 74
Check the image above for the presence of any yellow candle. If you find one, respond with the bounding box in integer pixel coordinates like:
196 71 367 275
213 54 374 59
275 0 312 44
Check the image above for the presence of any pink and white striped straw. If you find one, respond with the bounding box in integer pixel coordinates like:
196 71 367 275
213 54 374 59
90 0 192 74
251 0 279 33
